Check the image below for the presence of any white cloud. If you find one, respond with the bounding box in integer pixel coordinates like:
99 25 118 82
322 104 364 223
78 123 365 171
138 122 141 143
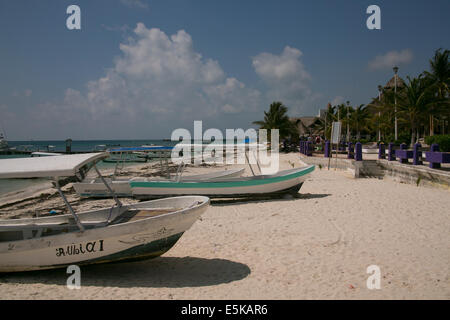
84 24 260 120
5 25 323 139
252 46 318 116
368 49 413 70
9 24 262 139
221 104 239 114
331 96 345 106
253 46 310 82
119 0 148 9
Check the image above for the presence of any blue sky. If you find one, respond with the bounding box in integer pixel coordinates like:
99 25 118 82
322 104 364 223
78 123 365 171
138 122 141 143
0 0 449 140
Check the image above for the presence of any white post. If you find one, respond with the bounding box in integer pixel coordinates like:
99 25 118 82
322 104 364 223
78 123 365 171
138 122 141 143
94 165 122 208
378 85 382 141
346 101 350 142
55 179 85 232
393 66 399 141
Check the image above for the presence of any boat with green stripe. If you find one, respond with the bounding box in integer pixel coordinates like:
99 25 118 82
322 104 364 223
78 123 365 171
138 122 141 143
130 165 315 199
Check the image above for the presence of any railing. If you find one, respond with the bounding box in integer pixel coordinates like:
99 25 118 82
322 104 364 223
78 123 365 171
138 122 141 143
323 140 362 161
380 142 449 169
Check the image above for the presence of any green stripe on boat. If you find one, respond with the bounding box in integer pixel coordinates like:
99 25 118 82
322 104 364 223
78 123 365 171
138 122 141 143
130 165 315 189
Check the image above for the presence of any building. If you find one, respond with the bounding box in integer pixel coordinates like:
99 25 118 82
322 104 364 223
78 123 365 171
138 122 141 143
290 116 322 136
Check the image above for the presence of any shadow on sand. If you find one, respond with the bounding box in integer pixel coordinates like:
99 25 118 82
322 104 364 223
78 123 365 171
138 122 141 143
0 256 251 288
211 193 331 205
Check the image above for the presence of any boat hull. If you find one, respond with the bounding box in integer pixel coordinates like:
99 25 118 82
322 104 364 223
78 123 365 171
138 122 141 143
74 178 133 198
0 196 209 272
131 165 314 199
74 168 245 198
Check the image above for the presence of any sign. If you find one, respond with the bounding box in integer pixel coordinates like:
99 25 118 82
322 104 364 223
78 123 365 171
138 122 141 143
331 122 342 144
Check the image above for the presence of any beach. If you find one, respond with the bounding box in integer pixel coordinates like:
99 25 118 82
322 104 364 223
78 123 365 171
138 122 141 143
0 153 449 299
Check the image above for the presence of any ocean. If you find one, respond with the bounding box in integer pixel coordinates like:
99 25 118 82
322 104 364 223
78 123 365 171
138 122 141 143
4 139 177 153
0 138 254 196
0 139 177 196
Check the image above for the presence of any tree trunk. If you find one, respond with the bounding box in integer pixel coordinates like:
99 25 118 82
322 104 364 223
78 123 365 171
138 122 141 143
430 115 434 136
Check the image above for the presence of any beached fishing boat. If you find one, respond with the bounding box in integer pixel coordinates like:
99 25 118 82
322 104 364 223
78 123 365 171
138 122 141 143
103 153 148 163
74 145 245 198
74 167 245 198
0 153 210 272
130 165 315 199
31 152 62 157
110 146 174 161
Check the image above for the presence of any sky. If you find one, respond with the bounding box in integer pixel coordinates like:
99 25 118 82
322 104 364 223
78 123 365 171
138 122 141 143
0 0 449 140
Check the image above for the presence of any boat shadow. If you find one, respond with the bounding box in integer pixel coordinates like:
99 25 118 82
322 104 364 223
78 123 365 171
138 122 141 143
211 193 331 205
0 256 251 288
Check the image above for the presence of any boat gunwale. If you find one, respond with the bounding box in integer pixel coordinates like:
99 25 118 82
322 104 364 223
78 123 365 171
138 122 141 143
0 196 210 236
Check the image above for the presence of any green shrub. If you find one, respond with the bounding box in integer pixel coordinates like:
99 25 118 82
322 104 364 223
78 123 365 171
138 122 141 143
424 135 450 152
384 132 411 145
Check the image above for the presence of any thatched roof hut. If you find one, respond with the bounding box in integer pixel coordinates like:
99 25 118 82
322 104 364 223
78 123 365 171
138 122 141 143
366 74 406 113
384 75 405 89
291 116 322 135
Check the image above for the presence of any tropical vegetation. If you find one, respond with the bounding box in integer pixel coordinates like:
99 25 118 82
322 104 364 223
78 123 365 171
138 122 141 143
254 48 449 147
253 101 299 141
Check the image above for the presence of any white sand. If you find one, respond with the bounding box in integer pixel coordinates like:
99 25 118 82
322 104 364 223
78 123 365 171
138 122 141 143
0 153 449 299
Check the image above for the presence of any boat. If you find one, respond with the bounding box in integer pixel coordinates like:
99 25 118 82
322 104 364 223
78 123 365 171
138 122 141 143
31 152 62 157
103 152 148 163
0 153 210 272
94 144 108 152
130 165 315 199
126 145 173 160
103 146 174 163
73 145 244 198
73 167 245 197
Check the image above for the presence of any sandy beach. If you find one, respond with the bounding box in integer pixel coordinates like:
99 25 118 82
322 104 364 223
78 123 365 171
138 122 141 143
0 153 449 299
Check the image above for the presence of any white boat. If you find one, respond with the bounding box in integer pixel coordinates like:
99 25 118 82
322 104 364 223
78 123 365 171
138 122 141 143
94 144 107 151
0 153 210 272
130 165 315 199
31 152 62 157
73 167 245 198
110 146 173 160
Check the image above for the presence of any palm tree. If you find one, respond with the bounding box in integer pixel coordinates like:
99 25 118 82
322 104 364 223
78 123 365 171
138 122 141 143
423 48 450 136
367 88 395 141
396 75 447 145
309 103 338 140
253 101 298 141
350 104 370 140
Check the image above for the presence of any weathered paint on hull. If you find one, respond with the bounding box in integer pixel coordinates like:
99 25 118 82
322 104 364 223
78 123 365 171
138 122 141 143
0 196 209 272
84 232 184 264
74 168 245 198
42 232 185 272
75 180 131 198
130 166 314 199
134 183 304 199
